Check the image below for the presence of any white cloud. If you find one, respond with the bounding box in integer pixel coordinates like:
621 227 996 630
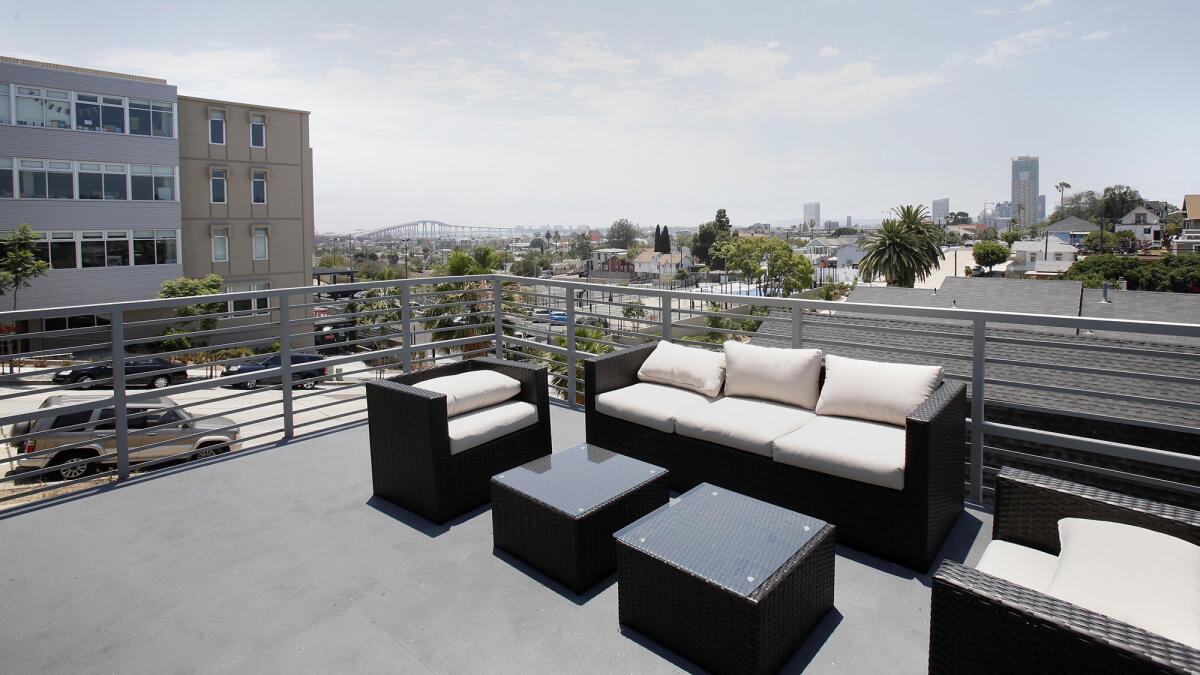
1020 0 1053 11
973 7 1004 16
516 32 637 74
817 46 842 58
1081 30 1112 41
314 24 362 41
660 42 790 83
974 26 1068 67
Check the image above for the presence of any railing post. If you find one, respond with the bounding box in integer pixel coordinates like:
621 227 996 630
970 319 986 504
493 277 504 359
400 284 412 374
566 289 577 406
110 308 129 481
792 305 803 348
279 292 294 439
660 293 672 341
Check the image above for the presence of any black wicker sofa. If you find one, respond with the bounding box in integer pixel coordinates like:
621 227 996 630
366 357 551 524
930 467 1200 674
584 340 968 571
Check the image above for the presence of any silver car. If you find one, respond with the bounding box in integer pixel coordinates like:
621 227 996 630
11 396 241 481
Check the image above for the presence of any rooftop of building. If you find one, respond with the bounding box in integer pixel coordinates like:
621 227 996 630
0 55 167 84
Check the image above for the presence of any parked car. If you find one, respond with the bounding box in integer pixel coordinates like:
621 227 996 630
222 353 327 389
529 308 551 322
10 396 241 481
549 311 568 323
971 265 985 277
52 357 187 390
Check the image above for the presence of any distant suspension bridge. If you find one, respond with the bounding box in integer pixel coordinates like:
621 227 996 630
355 220 513 242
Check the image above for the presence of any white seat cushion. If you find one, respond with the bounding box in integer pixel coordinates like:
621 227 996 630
446 400 538 455
724 341 822 410
637 340 726 398
674 397 816 457
595 382 713 433
1045 518 1200 649
418 369 522 417
814 355 943 427
771 415 907 490
975 540 1059 592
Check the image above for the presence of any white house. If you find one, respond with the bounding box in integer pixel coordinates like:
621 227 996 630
632 247 694 280
1008 238 1078 278
1119 206 1162 247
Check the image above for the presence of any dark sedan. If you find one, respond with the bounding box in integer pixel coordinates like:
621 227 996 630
222 353 328 389
52 357 188 390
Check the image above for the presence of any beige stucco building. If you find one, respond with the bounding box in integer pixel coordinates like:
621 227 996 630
177 95 314 308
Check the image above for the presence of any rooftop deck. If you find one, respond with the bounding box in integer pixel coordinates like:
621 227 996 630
0 407 991 674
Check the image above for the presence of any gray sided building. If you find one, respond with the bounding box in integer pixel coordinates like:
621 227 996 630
0 57 182 322
1011 155 1039 228
931 198 949 226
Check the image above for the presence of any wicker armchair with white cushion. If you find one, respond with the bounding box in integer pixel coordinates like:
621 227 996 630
366 358 551 524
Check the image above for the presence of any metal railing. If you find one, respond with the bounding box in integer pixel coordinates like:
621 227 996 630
1 273 1197 510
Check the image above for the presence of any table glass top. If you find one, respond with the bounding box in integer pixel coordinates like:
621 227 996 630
614 483 827 597
493 444 666 518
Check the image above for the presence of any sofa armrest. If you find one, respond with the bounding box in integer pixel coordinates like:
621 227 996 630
468 356 549 415
583 341 658 413
366 378 451 460
931 560 1200 673
904 380 968 493
993 467 1200 555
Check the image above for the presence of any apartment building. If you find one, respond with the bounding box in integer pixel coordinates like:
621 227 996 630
0 57 182 324
177 96 314 310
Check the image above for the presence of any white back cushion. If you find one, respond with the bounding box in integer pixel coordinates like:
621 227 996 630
418 369 522 417
814 355 943 427
1046 518 1200 649
637 341 726 398
724 341 821 409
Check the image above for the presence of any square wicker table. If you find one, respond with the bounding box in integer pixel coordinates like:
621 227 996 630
614 483 836 674
491 443 669 594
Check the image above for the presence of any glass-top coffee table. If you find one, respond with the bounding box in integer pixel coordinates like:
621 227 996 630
491 443 669 594
614 483 836 673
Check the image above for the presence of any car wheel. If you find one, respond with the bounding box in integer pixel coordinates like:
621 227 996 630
244 379 258 390
298 379 316 390
75 375 95 390
192 443 222 461
151 376 170 389
52 451 95 481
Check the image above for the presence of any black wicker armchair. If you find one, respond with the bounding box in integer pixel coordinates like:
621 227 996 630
584 342 968 571
366 357 552 524
930 467 1200 674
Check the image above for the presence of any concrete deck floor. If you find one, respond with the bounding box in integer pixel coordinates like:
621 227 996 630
0 406 991 674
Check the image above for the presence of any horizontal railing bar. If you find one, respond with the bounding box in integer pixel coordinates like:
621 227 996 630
983 445 1200 497
981 421 1200 471
984 377 1200 411
983 356 1200 386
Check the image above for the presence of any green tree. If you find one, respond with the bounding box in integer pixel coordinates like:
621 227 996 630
1083 229 1136 254
544 327 612 403
715 208 731 232
694 221 718 263
529 237 546 251
833 227 857 237
622 298 647 320
654 225 662 253
567 234 592 260
158 274 226 350
1099 185 1144 222
660 225 672 253
724 237 813 296
1054 181 1071 215
606 219 640 249
857 205 944 287
1001 229 1021 247
972 240 1010 272
0 224 50 310
317 253 351 268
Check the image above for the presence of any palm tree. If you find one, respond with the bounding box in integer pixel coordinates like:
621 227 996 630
420 250 500 359
1055 181 1071 214
857 205 944 287
545 327 612 403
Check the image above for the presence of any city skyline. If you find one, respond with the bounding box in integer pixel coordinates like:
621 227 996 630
1 1 1196 231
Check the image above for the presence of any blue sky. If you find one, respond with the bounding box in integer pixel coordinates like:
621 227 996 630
3 0 1197 231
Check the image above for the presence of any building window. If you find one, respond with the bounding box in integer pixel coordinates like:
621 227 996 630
209 110 225 144
1054 253 1063 262
15 87 44 126
75 93 126 133
210 168 227 203
78 163 128 200
129 99 174 137
226 282 270 316
211 227 229 262
0 158 12 198
75 93 100 131
0 84 9 125
133 230 178 265
102 95 124 133
80 231 130 268
18 159 47 198
130 165 175 201
251 170 267 204
31 232 79 270
252 226 269 260
1143 227 1152 235
47 161 73 199
250 113 265 148
44 315 110 331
